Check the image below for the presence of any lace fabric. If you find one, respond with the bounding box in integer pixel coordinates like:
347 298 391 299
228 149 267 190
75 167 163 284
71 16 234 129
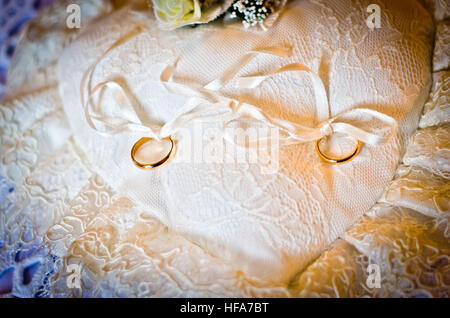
0 0 448 297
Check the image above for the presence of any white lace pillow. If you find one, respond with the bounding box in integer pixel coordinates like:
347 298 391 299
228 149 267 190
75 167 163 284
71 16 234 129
58 0 434 282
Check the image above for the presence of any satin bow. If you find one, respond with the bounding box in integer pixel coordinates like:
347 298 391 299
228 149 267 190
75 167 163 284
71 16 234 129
221 62 397 148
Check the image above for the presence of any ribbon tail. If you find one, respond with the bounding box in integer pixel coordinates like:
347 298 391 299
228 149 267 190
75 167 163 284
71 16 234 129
329 108 398 145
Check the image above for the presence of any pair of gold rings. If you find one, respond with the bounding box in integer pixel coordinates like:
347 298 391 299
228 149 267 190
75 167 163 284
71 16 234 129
130 136 361 169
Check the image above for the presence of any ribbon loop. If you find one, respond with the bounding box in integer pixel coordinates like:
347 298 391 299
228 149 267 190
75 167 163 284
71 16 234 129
204 46 293 91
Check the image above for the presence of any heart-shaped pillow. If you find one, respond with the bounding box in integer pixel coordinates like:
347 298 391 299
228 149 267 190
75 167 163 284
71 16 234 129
58 0 434 282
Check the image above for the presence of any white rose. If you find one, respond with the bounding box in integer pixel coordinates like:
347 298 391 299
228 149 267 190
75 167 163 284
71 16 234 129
152 0 202 30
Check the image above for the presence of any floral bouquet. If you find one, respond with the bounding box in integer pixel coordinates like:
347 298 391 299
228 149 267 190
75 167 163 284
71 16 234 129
149 0 287 30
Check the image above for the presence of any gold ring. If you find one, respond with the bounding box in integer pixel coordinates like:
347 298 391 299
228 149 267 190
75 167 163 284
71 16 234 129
131 137 175 170
315 138 361 164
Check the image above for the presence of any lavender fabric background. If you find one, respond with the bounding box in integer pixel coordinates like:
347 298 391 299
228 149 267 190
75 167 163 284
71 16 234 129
0 0 54 98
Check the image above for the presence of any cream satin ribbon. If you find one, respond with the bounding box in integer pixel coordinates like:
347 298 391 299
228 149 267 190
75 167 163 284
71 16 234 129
81 26 292 143
81 26 398 162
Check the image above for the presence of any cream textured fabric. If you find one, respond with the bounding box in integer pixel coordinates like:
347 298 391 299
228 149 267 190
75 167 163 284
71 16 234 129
420 71 450 128
433 20 450 72
420 0 449 21
0 0 448 298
